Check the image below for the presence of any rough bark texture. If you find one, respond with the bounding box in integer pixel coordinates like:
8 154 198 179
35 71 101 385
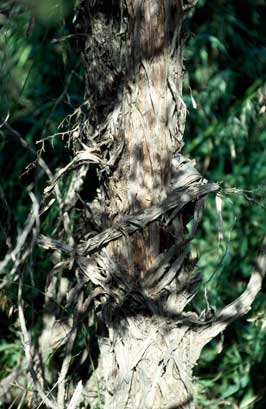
97 319 196 409
1 1 266 408
33 1 266 408
81 1 205 408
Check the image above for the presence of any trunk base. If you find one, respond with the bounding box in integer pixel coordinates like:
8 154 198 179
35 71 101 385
87 314 196 409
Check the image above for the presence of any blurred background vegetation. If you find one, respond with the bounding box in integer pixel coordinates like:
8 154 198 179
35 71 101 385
0 0 265 408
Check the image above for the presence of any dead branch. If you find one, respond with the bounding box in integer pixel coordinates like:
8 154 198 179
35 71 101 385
13 194 58 409
0 364 25 400
0 194 38 275
57 293 83 408
66 381 83 409
18 269 59 409
195 235 266 350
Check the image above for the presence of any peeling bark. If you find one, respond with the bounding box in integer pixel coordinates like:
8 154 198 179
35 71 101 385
84 1 204 407
32 1 266 408
100 317 196 409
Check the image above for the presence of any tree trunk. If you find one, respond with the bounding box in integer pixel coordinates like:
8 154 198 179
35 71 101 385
35 1 266 408
98 318 197 409
80 1 207 408
2 2 266 408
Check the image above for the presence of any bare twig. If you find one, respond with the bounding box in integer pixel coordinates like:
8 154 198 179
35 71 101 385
57 293 83 408
66 381 83 409
196 235 266 348
18 265 59 409
0 194 38 275
0 364 25 399
13 194 58 409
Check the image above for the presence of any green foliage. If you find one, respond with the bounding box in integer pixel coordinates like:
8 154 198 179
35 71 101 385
0 0 82 241
0 0 83 399
183 1 266 407
0 0 266 407
0 341 22 377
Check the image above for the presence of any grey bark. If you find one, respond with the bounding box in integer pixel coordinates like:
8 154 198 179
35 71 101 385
82 1 205 408
66 1 266 408
32 1 266 408
1 1 265 408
